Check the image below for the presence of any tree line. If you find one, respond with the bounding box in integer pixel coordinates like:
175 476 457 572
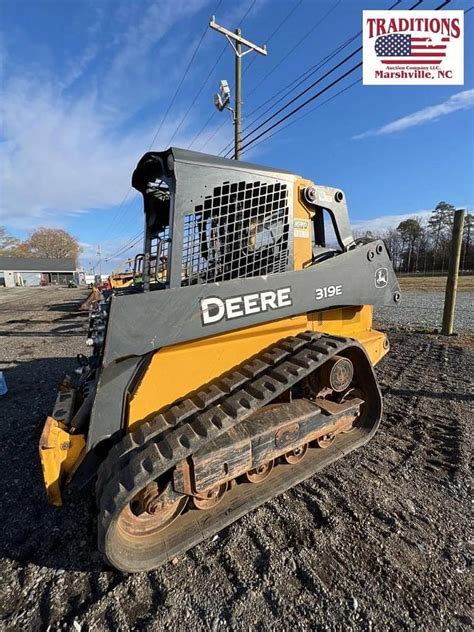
1 202 472 275
0 227 82 264
354 202 473 274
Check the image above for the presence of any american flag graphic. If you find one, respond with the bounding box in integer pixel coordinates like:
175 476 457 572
375 33 449 65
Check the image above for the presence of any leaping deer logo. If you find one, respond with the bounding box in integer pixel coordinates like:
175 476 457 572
375 267 388 288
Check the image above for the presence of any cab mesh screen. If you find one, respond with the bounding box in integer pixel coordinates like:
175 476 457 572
181 180 289 286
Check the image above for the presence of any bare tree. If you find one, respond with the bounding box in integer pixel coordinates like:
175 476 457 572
20 228 82 264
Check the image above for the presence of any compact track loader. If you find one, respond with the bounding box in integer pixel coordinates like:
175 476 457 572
39 148 400 572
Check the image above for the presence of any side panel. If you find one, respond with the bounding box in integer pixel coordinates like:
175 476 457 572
102 241 399 365
127 305 386 430
88 242 400 449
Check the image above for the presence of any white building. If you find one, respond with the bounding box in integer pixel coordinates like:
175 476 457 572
0 257 77 287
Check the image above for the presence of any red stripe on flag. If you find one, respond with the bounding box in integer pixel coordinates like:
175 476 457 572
411 45 447 49
410 52 446 56
382 60 442 64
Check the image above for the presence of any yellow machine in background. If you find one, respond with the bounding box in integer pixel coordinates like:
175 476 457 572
108 258 135 289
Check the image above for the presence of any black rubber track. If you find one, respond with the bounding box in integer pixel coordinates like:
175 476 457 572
96 332 382 572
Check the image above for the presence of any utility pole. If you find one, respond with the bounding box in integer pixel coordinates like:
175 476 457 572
234 28 242 160
97 245 102 277
209 17 267 160
441 209 465 335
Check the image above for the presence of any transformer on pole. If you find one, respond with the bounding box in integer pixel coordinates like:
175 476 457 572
209 16 267 160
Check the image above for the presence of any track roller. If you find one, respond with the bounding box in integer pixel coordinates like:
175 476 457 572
192 483 227 510
283 443 308 464
316 433 336 449
245 460 274 483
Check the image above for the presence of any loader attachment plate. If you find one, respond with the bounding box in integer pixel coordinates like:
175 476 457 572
39 387 86 506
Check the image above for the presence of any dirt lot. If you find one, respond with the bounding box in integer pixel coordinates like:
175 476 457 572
0 287 471 631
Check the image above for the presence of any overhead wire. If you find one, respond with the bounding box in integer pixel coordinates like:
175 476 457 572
235 0 454 157
243 0 304 74
198 0 337 153
217 32 361 157
102 0 227 260
188 0 265 151
223 47 363 157
103 0 455 261
104 234 144 262
238 62 363 154
240 78 361 157
149 0 223 151
217 0 403 158
221 0 408 156
240 0 465 161
246 0 342 99
104 230 144 262
108 1 261 263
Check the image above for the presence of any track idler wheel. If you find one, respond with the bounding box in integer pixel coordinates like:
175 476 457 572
245 460 274 483
284 443 308 464
119 482 188 537
192 483 227 510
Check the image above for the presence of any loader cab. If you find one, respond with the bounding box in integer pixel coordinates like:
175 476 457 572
132 148 295 291
132 148 356 291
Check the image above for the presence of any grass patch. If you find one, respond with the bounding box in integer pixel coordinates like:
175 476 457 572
397 275 474 292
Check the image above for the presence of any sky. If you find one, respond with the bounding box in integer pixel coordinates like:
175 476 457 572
0 0 473 272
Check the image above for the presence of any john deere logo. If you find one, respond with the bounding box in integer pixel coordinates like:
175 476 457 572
375 267 388 288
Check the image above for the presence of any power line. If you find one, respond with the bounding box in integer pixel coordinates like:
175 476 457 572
237 0 452 157
231 0 418 156
239 62 363 154
105 230 144 262
220 36 362 155
103 0 453 259
242 34 359 126
108 2 260 259
149 0 223 150
197 0 306 153
102 0 224 255
201 0 340 153
188 0 264 152
100 192 142 246
218 0 404 157
240 78 360 157
224 47 363 157
243 0 304 73
246 0 342 99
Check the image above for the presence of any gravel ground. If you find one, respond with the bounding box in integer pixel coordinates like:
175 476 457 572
375 290 473 333
0 287 472 631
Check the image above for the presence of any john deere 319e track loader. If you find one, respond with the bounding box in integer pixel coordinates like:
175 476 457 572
39 148 400 572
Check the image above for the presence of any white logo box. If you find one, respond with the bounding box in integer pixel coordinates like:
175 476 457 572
362 10 464 85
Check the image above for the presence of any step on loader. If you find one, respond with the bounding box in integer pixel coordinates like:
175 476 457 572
39 148 400 572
